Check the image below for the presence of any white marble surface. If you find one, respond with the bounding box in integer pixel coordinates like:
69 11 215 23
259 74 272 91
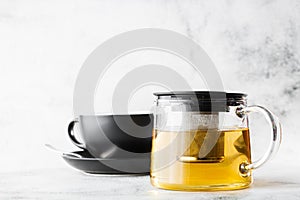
1 0 300 199
1 164 300 200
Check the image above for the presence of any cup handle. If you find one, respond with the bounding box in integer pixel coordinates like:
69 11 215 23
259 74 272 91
236 105 282 174
68 119 85 149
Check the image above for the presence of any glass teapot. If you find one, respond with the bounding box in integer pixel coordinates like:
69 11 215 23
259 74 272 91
150 91 282 191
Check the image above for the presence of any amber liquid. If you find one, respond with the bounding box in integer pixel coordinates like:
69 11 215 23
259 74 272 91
150 128 252 191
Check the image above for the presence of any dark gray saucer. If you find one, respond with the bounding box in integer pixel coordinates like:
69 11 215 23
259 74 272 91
62 150 150 175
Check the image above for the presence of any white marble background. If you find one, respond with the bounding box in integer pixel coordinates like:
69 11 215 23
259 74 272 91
0 0 300 176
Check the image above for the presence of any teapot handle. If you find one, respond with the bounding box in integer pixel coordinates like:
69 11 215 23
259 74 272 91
236 105 282 174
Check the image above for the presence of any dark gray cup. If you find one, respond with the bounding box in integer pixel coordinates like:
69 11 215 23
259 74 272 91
68 114 153 159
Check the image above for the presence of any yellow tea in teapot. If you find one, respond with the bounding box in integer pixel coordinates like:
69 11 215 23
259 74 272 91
150 128 252 191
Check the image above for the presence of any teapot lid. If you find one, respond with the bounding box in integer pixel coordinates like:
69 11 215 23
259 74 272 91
153 91 247 112
154 91 246 99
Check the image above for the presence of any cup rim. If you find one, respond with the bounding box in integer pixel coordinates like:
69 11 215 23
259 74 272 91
77 112 153 117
